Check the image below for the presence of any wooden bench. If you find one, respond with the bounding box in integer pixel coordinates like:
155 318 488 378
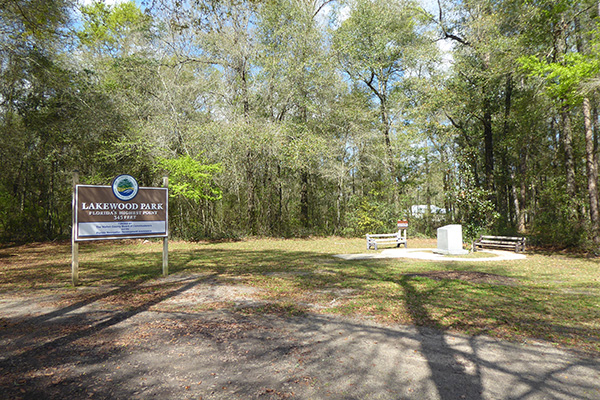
472 235 526 253
366 221 408 250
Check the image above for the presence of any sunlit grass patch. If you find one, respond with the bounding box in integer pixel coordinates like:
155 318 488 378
1 237 599 354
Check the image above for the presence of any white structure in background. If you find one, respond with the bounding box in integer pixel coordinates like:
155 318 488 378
433 224 469 255
410 205 446 217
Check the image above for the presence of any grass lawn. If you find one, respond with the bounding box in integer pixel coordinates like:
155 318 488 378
1 237 599 355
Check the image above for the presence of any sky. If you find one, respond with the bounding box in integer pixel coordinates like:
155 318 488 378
79 0 129 5
75 0 453 66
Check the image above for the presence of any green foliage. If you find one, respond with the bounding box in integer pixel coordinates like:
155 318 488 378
344 188 397 236
157 155 223 240
352 198 386 234
0 0 69 47
3 0 600 250
532 177 586 247
0 0 135 241
332 0 420 79
451 187 499 241
78 1 152 56
159 155 222 202
518 53 600 103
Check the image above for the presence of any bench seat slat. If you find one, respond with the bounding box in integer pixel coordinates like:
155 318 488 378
368 234 400 238
473 235 526 253
479 240 522 246
480 235 524 241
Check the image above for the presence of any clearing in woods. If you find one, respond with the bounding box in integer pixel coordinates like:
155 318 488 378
1 238 599 399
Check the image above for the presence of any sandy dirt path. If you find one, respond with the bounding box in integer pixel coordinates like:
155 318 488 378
1 273 599 400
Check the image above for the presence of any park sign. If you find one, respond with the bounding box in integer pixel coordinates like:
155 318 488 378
71 173 170 286
74 175 168 241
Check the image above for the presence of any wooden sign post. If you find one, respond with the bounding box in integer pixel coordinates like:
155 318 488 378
72 170 80 286
162 176 169 277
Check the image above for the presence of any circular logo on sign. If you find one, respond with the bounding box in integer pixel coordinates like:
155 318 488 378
112 174 139 201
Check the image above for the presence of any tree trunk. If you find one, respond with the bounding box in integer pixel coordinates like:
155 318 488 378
483 98 494 192
518 151 527 233
379 96 396 184
593 103 599 160
511 171 522 232
441 150 452 221
583 97 600 244
240 61 250 118
300 169 309 228
277 164 283 234
502 75 513 225
246 150 257 234
561 106 577 201
365 76 397 191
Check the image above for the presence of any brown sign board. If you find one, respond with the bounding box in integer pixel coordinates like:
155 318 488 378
74 185 168 241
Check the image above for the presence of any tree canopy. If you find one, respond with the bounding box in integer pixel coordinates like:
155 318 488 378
2 0 600 249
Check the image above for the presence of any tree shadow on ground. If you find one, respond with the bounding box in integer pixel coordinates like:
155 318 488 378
399 274 485 399
1 242 599 399
2 277 599 400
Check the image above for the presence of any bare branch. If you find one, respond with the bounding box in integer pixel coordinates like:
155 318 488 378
312 0 334 19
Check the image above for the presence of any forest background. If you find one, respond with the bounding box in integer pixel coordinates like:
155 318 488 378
2 0 600 249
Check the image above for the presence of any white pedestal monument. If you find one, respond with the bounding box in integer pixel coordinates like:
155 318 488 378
434 224 469 255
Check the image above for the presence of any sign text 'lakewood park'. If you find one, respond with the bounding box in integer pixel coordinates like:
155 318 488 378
74 175 168 241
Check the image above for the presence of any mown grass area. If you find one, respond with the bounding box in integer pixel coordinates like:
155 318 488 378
1 237 599 354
